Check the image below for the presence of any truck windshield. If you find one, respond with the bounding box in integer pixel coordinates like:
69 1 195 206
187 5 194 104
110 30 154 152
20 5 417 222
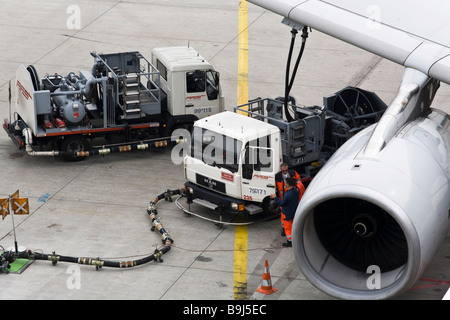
191 127 242 173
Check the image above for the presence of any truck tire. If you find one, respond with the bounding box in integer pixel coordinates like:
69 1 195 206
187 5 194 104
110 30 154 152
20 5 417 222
60 135 91 161
172 123 193 135
261 196 280 219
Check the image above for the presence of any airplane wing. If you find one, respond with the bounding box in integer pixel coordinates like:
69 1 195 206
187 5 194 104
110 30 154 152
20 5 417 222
248 0 450 85
247 0 450 300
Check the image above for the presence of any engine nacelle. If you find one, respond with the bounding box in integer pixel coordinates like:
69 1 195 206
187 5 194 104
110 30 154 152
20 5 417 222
293 109 450 299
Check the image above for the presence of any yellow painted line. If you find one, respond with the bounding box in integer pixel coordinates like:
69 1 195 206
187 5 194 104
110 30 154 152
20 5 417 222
233 0 249 300
236 0 249 113
233 223 249 299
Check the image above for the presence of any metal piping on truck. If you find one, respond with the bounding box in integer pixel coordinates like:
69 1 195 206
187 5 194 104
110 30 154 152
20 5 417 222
6 116 184 158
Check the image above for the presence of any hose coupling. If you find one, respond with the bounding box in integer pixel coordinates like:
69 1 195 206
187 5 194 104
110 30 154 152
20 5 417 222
164 190 173 202
147 202 157 215
91 258 104 271
48 252 60 266
154 249 164 263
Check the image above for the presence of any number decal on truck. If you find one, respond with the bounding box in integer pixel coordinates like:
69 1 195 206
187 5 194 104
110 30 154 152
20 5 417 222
243 195 253 201
249 188 267 195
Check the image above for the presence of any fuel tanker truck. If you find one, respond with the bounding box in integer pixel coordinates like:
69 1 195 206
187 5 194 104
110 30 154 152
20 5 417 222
3 47 224 160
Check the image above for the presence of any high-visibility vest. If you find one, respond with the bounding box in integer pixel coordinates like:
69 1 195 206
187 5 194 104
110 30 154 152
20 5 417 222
275 169 304 201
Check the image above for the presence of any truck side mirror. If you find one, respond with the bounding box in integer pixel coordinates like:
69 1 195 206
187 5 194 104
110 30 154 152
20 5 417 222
242 163 253 180
214 71 220 86
205 70 220 101
242 146 253 179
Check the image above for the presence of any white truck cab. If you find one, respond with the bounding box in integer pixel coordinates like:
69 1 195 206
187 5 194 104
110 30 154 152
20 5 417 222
183 111 282 215
151 47 224 120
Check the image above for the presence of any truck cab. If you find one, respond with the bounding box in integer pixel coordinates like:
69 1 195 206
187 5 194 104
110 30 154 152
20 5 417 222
183 111 282 215
151 47 224 122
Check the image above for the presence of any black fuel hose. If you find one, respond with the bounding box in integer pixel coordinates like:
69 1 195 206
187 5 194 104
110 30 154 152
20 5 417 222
284 26 309 122
24 189 182 270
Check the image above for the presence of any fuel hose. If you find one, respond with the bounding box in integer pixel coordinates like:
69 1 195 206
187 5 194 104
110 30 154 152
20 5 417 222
21 189 181 270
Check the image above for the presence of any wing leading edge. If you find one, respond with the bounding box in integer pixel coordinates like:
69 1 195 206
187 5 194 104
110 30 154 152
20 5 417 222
248 0 450 85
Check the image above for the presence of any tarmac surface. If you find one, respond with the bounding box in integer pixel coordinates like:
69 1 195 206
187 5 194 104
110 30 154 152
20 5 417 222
0 0 449 302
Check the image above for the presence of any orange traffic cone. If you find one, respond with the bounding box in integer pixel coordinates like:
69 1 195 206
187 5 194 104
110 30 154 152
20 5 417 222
256 259 278 294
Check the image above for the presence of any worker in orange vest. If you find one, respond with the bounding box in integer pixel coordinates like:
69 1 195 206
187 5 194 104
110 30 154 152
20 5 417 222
270 177 299 247
274 163 305 236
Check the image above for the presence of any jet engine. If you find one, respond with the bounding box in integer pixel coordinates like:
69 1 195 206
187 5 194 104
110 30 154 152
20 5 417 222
293 108 450 299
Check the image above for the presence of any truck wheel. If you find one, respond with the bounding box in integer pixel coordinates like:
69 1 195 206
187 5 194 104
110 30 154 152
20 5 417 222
172 123 192 138
60 136 91 161
262 197 280 219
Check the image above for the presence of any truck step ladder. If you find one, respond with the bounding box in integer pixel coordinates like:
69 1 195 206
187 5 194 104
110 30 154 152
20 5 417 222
123 73 142 118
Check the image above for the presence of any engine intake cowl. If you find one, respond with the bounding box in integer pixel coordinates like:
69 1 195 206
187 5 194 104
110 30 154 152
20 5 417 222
293 109 450 299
